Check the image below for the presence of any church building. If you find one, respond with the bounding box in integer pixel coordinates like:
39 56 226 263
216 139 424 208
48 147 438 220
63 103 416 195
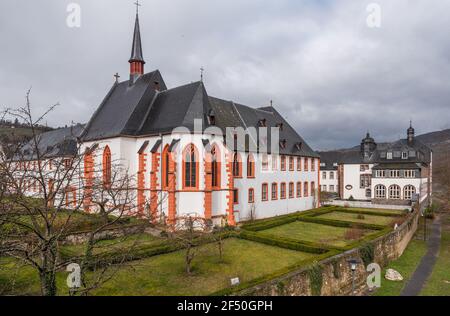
78 10 321 226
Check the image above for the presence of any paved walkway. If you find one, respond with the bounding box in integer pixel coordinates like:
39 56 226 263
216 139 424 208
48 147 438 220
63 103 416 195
400 216 442 296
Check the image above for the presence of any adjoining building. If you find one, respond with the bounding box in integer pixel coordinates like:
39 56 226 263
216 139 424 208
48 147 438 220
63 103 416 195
320 124 432 206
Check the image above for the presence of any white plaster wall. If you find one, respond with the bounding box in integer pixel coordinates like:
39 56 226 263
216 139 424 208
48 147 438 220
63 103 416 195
371 177 423 200
321 170 339 192
343 164 373 200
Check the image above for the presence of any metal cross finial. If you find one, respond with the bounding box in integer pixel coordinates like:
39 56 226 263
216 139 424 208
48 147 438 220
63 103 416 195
270 100 273 107
134 0 141 14
114 73 120 83
200 67 204 82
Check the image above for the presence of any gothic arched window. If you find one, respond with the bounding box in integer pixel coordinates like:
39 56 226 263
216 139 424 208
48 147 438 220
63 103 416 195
103 146 112 188
183 144 199 189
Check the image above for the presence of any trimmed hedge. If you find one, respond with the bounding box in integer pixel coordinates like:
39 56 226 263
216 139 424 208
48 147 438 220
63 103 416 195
332 208 406 218
239 231 329 254
297 216 385 231
241 216 298 232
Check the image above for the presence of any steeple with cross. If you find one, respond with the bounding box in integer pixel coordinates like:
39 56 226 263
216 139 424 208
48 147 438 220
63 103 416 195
129 0 145 82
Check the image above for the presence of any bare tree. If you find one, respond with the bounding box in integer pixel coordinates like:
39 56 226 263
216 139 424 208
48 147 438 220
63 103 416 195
170 215 207 275
0 91 151 296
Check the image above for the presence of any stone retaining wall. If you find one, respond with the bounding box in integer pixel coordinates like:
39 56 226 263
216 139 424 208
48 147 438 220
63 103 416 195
61 224 146 245
234 206 420 296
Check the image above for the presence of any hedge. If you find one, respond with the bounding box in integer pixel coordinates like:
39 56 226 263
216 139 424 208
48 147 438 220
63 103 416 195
238 231 329 254
241 216 298 232
297 216 386 231
332 208 407 218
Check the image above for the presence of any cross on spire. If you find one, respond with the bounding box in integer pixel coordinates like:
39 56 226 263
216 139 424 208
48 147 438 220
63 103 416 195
134 0 141 14
114 73 120 83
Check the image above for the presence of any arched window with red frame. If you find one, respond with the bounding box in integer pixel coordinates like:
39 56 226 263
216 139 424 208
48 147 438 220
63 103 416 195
296 182 302 197
211 145 221 189
247 154 255 178
162 145 170 190
271 183 278 200
262 183 268 201
183 144 199 189
232 152 242 178
103 146 112 188
281 156 286 171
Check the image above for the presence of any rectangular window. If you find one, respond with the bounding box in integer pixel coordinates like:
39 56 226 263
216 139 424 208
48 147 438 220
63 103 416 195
271 183 278 200
289 183 294 199
311 182 315 196
304 158 309 171
248 188 255 203
281 156 286 171
389 170 400 178
311 159 316 171
360 174 371 188
330 185 335 192
322 172 327 180
280 183 286 199
272 155 278 170
289 157 294 171
405 170 415 178
262 184 268 201
376 170 386 178
297 182 302 197
330 172 334 180
297 157 302 171
387 152 393 160
262 155 269 171
304 182 309 197
402 152 408 160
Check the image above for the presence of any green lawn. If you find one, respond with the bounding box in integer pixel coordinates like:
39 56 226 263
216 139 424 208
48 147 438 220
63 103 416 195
259 221 374 248
317 211 396 226
374 240 427 296
421 230 450 296
0 238 315 296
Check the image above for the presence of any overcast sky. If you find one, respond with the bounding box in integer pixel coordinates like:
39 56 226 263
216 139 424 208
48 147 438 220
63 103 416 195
1 0 449 150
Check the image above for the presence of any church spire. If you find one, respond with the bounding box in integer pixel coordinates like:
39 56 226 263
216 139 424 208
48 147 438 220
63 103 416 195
129 1 145 82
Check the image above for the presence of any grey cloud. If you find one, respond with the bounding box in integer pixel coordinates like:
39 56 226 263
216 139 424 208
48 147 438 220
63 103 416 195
1 0 449 150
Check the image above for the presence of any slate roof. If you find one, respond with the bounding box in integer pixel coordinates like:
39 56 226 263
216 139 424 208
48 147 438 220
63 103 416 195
18 124 84 160
319 134 432 168
129 13 145 64
81 70 319 157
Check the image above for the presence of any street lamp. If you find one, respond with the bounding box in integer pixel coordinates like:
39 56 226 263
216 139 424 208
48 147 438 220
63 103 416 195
347 259 359 296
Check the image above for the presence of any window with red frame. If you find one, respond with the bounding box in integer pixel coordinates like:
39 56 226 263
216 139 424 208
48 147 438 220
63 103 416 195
304 158 309 171
289 157 294 171
272 155 278 170
311 182 316 196
262 183 268 201
247 154 255 178
281 156 286 171
280 183 286 199
297 182 302 197
211 146 220 188
297 157 302 171
271 183 278 200
184 144 198 189
311 158 316 171
248 188 255 203
304 181 309 197
289 182 294 198
103 146 112 188
233 189 239 204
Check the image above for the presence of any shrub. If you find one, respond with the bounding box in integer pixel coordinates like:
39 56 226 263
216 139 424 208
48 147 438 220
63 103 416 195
344 227 364 241
308 263 324 296
357 214 365 220
359 243 375 267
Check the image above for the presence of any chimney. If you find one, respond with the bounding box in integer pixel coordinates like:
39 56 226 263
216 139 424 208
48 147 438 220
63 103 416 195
407 122 415 144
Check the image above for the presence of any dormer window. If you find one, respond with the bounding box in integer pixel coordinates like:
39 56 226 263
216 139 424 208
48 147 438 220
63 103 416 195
207 110 216 125
387 152 393 160
276 123 284 131
295 142 302 151
258 119 267 127
280 139 287 149
402 152 408 160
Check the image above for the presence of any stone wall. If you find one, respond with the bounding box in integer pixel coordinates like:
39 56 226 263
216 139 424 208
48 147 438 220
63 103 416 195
327 200 412 211
234 206 420 296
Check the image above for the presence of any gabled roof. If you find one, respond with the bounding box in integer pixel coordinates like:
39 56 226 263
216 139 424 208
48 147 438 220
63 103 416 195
138 81 212 135
81 70 166 141
18 124 84 160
